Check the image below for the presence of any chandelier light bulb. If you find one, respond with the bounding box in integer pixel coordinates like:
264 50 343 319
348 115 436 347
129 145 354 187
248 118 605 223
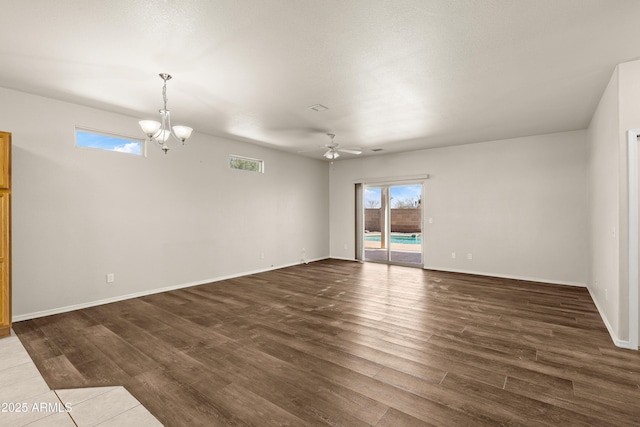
139 120 161 137
172 125 193 142
154 129 171 142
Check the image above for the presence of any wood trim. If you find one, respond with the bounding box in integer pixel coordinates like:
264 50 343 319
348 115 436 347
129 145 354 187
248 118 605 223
0 131 10 338
0 132 9 190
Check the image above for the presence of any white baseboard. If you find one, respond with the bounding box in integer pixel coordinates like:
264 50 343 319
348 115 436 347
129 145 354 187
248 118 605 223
586 286 633 349
330 256 359 262
13 257 328 323
422 266 587 288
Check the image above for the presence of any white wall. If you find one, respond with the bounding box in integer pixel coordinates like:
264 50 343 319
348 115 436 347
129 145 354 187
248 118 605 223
618 59 640 346
0 87 329 319
588 59 640 347
587 67 621 341
330 131 588 286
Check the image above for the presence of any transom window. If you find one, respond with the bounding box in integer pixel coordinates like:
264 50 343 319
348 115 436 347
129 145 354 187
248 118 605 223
229 155 264 173
76 128 143 156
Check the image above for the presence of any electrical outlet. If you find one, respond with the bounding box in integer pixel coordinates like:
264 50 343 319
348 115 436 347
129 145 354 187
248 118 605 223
467 253 473 260
451 252 456 259
344 243 348 250
106 273 115 283
260 252 265 259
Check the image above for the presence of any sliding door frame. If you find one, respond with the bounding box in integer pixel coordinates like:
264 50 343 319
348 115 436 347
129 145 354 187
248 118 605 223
355 174 429 267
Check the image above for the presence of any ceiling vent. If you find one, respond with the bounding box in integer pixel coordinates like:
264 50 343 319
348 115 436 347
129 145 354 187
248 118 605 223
308 104 328 112
371 148 384 152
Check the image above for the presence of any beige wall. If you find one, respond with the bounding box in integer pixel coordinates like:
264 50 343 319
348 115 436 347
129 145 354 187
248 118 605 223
618 59 640 346
330 130 588 286
587 67 621 341
0 87 330 319
588 59 640 347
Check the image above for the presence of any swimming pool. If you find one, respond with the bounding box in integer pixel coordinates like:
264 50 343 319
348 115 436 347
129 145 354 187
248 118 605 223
364 235 422 244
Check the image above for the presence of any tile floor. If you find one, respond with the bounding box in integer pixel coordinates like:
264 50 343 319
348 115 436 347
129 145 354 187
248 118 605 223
0 330 162 426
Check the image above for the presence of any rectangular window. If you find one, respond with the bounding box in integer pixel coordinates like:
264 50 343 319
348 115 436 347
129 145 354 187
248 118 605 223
76 128 143 156
229 155 264 173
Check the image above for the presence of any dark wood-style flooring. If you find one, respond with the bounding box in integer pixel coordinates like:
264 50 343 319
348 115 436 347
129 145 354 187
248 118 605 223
13 259 640 426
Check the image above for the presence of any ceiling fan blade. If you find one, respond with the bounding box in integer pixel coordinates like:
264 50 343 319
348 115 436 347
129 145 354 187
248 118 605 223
297 144 332 153
338 148 362 155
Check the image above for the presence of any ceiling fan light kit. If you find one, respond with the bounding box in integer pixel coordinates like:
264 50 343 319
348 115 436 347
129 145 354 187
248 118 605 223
324 150 340 160
139 73 193 154
321 133 361 161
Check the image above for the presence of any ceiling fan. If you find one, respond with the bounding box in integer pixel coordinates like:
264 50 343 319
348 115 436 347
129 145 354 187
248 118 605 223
322 133 362 160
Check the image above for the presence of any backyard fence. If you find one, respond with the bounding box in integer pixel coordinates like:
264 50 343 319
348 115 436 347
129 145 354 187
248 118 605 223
365 208 421 233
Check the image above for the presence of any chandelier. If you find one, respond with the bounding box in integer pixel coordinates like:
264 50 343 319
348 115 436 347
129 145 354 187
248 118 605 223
139 73 193 154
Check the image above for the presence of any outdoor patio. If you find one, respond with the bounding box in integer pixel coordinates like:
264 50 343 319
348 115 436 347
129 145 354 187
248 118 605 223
364 232 422 265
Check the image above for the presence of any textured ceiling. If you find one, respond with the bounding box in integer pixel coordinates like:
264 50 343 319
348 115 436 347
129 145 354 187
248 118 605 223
1 0 640 158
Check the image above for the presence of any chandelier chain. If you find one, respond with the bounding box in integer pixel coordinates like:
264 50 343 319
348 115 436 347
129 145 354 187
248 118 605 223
162 79 168 112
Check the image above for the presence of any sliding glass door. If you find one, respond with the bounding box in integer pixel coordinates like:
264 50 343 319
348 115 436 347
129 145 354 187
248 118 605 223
362 183 423 266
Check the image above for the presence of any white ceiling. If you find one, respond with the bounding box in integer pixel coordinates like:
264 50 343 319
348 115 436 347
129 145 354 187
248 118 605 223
2 0 640 158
